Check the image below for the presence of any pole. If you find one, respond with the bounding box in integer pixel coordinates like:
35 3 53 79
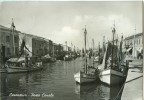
98 42 100 64
92 39 94 67
133 24 136 59
112 23 116 68
65 41 67 53
12 18 15 57
84 25 87 73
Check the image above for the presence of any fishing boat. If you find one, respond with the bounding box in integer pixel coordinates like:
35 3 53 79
4 20 43 73
98 24 128 85
6 56 43 73
74 26 99 84
6 38 43 73
64 54 73 61
42 44 56 63
42 54 56 63
63 41 73 61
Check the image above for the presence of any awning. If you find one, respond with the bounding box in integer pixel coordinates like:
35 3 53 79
126 48 132 52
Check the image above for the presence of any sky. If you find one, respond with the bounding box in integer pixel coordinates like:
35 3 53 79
0 1 142 49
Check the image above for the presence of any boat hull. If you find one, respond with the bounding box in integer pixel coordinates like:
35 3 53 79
74 71 97 84
100 69 125 85
7 62 43 73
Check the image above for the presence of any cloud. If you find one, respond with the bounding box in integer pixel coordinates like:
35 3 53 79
49 26 82 47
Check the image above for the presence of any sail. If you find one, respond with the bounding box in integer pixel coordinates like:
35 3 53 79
19 39 32 56
19 39 25 56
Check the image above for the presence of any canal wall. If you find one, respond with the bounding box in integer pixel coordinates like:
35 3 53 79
121 60 143 100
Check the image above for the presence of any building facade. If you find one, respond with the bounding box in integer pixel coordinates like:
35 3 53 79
0 25 20 63
32 37 47 57
123 33 143 59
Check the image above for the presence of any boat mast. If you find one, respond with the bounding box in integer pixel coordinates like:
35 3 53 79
71 42 73 54
92 39 94 67
112 22 116 68
53 44 54 57
120 34 123 61
65 41 67 54
11 18 16 57
84 25 87 73
103 36 105 55
98 42 100 64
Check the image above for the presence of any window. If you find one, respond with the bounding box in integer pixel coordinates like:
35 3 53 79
6 36 10 42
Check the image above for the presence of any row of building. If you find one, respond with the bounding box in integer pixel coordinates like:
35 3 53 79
0 23 75 65
0 21 143 65
123 33 143 59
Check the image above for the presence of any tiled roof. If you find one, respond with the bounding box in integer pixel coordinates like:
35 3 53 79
0 25 21 33
0 25 10 30
124 33 143 40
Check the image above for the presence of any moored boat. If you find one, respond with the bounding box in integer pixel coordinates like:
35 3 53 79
98 24 128 85
74 67 99 84
64 54 73 61
42 54 56 63
6 57 43 73
74 26 99 84
99 68 126 85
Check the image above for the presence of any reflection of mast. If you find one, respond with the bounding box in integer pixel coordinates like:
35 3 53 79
11 18 16 56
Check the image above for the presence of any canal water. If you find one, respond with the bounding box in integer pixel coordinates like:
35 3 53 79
0 58 123 100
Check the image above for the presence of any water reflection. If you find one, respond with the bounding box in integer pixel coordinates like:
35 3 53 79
74 81 123 100
1 58 123 100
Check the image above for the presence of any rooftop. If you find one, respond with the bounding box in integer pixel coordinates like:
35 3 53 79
124 33 143 40
0 25 21 33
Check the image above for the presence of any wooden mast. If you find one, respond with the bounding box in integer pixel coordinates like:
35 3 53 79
92 39 94 67
11 18 16 57
112 22 116 68
98 42 100 64
84 25 87 73
53 44 54 57
65 41 67 54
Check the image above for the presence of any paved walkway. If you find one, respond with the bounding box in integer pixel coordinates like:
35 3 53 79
121 60 143 100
